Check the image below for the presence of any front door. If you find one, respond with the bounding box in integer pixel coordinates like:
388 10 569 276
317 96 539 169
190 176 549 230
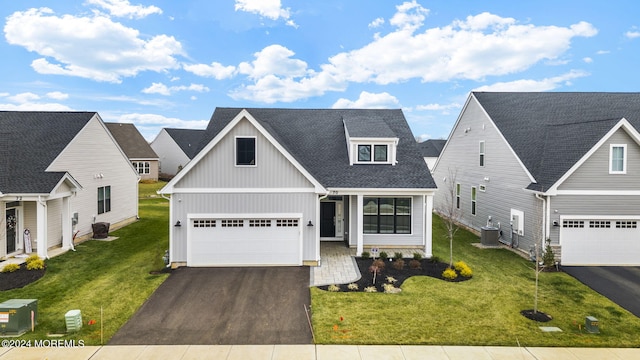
5 208 17 254
320 202 336 237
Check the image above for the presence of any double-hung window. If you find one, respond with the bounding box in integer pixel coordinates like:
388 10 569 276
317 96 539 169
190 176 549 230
471 186 477 216
98 186 111 214
132 161 150 174
479 141 485 167
363 197 411 234
610 144 626 174
236 137 256 166
455 183 461 209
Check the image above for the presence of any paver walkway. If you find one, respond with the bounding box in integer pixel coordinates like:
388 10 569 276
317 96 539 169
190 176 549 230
310 242 426 286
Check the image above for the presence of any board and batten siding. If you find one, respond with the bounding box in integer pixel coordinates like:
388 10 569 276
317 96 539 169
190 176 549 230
150 129 191 176
347 195 425 247
558 129 640 190
170 192 317 262
47 116 139 238
176 119 314 189
433 96 543 252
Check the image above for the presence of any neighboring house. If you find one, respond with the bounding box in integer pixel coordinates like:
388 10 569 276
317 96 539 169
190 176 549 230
106 123 159 181
432 92 640 266
1 111 139 260
150 128 204 177
418 139 446 171
159 108 437 267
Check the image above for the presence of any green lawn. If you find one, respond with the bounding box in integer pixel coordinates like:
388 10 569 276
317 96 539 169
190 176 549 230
0 181 169 345
311 215 640 347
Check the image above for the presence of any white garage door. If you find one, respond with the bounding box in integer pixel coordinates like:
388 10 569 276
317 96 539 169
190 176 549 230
187 215 302 266
561 218 640 265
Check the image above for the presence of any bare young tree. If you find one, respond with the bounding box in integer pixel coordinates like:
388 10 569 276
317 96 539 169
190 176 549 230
439 168 462 267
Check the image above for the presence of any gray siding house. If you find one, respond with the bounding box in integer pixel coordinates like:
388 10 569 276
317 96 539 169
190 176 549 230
418 139 446 171
106 123 159 181
150 128 204 177
1 112 139 260
159 108 437 267
432 92 640 266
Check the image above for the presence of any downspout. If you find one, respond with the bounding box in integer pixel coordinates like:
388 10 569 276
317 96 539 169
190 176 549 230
159 192 172 266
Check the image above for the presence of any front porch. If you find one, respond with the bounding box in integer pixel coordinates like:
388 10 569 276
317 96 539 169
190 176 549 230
310 242 427 286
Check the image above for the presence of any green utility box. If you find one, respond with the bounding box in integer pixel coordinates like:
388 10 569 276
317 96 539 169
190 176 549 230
65 309 83 333
585 316 599 333
0 299 38 336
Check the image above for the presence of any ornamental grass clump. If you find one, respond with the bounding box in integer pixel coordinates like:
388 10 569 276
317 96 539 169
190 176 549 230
409 259 422 269
347 283 359 291
369 259 385 284
392 258 405 270
442 267 458 280
454 261 473 278
383 283 401 294
328 284 340 292
1 263 20 273
364 286 377 293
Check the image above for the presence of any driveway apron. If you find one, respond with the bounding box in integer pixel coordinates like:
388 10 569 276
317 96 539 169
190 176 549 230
109 267 313 345
563 266 640 318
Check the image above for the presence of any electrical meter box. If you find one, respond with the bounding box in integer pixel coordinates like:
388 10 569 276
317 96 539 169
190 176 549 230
0 299 38 336
585 316 599 333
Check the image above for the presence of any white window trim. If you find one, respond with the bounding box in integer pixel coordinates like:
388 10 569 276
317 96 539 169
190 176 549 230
470 186 477 216
609 144 627 174
455 183 461 209
362 197 413 235
348 138 398 165
235 136 257 167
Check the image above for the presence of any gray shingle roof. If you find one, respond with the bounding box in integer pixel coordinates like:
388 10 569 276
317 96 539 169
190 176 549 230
0 111 95 194
473 92 640 191
165 128 205 159
105 123 158 159
418 139 446 158
198 108 436 189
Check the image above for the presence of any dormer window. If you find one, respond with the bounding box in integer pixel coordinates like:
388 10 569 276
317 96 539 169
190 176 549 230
357 144 388 162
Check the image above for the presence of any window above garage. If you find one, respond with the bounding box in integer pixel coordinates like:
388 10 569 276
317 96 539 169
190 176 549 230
610 144 627 174
236 137 256 166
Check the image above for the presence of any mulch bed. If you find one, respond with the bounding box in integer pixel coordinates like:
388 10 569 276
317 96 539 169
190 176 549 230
0 263 46 291
317 257 471 292
520 309 553 322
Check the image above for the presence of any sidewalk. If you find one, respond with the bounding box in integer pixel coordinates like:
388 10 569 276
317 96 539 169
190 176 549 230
1 344 638 359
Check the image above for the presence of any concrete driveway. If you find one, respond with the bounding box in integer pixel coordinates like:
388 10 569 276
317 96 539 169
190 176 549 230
563 266 640 318
109 267 313 345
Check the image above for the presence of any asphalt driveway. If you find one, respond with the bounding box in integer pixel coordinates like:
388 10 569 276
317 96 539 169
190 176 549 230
563 266 640 318
109 267 313 345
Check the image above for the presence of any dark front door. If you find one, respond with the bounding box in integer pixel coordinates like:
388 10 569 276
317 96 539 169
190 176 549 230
6 208 16 254
320 202 336 237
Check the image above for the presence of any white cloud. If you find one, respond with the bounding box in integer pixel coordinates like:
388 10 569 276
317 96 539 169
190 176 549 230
46 91 69 100
415 102 462 112
4 8 184 83
183 62 236 79
234 0 296 27
596 50 610 55
0 91 72 111
583 57 593 63
473 70 589 92
230 6 597 103
369 17 384 29
142 82 210 96
332 91 399 109
85 0 162 19
625 30 640 39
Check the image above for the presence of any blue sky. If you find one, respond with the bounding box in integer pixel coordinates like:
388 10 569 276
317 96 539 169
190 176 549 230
2 0 639 141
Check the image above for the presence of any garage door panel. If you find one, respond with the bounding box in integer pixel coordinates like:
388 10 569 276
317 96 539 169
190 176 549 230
561 218 640 266
188 217 302 267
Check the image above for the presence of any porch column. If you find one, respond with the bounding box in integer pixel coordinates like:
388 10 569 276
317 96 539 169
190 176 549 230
36 198 47 259
356 194 363 256
61 196 73 250
424 194 433 258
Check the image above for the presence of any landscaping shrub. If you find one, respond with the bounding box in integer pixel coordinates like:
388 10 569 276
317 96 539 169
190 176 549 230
442 267 458 280
1 263 20 273
542 240 556 268
371 259 385 270
379 251 388 260
429 255 441 263
347 283 359 291
386 276 397 284
361 251 371 259
409 259 422 269
392 258 405 270
454 261 473 278
25 254 40 264
383 283 401 294
393 252 403 260
26 258 45 271
412 252 423 260
328 284 340 292
364 286 377 293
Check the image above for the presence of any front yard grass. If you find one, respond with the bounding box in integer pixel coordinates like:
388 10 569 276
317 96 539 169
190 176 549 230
311 215 640 347
0 181 169 344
